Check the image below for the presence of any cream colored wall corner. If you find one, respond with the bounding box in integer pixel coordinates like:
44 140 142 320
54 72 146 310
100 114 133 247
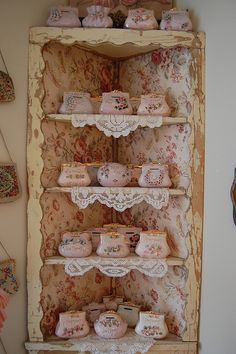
0 1 236 354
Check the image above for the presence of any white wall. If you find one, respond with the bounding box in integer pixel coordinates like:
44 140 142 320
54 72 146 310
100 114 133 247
0 1 236 354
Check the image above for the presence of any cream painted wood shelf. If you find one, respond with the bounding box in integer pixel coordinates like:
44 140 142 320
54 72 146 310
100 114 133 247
25 331 197 354
46 114 188 138
26 25 205 354
45 186 185 211
44 255 184 278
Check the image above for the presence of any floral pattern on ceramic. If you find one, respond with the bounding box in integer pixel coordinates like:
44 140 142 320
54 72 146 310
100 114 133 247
117 226 142 253
135 230 170 258
135 311 168 339
115 266 187 337
57 162 91 187
97 163 131 187
100 91 133 115
137 94 170 116
94 311 128 339
96 232 130 258
82 302 106 327
124 8 158 30
58 232 92 258
160 9 192 31
59 92 93 114
55 311 89 338
82 6 113 28
117 302 140 328
138 163 172 188
47 7 81 27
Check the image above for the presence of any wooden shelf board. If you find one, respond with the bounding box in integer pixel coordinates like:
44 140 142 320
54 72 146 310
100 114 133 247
46 114 188 126
25 332 190 352
45 186 185 196
44 255 184 267
30 27 205 59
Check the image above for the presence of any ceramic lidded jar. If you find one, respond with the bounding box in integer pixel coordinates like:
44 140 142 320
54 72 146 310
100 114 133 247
59 92 93 114
99 91 133 115
138 163 172 188
124 8 158 30
47 6 81 27
97 163 131 187
82 5 113 28
96 232 130 258
57 162 91 187
55 311 90 338
94 311 128 339
137 94 170 116
135 311 168 339
160 9 192 31
135 230 170 259
117 226 142 253
117 302 141 328
58 231 92 258
82 302 106 327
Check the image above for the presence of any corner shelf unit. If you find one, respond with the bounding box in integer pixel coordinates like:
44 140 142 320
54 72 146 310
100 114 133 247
26 27 205 354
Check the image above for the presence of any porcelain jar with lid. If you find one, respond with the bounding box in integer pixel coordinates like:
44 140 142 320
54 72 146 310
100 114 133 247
135 230 170 259
94 311 128 339
96 232 130 258
55 311 90 338
124 8 158 30
82 302 106 327
97 163 131 187
59 92 93 114
117 302 141 328
47 6 81 27
117 226 142 253
58 231 92 258
160 9 192 31
58 162 91 187
137 94 170 116
99 91 133 115
82 5 113 28
138 163 172 188
135 311 168 339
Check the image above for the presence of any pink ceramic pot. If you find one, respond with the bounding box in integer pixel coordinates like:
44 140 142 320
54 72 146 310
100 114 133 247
47 6 81 27
137 94 170 116
97 163 131 187
58 163 91 187
96 232 130 258
99 91 133 115
160 9 192 31
138 163 172 188
135 311 168 339
124 8 158 30
94 311 128 339
82 5 113 28
55 311 90 338
135 230 170 259
58 232 92 258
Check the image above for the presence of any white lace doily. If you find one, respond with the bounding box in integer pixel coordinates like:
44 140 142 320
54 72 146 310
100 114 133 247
71 186 169 211
64 255 168 278
72 114 163 138
69 329 156 354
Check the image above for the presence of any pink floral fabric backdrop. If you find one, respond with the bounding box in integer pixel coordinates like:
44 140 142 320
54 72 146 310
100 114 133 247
116 266 187 336
40 44 193 338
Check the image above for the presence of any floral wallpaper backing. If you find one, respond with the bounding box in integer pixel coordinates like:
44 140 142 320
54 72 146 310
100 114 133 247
40 44 193 338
